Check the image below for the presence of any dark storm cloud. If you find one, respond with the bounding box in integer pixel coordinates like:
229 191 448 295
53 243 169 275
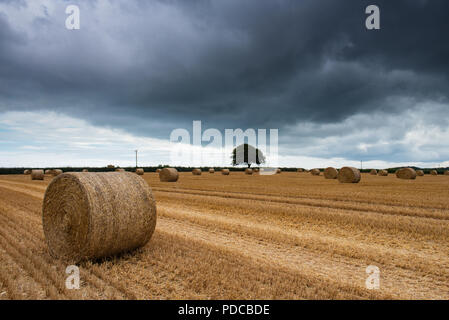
0 0 449 141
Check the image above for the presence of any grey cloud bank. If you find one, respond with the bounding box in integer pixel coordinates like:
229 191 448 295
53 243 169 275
0 0 449 165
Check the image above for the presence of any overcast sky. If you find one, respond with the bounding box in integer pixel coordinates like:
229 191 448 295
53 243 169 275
1 0 449 168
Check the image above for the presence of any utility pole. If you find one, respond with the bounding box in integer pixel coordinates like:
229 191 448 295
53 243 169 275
135 150 138 168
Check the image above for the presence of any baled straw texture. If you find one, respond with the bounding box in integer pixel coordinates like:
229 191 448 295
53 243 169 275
159 168 179 182
222 169 230 175
136 168 144 175
209 168 215 173
31 170 44 180
416 170 424 176
192 168 202 175
42 172 156 263
311 169 320 176
396 168 417 180
52 169 63 176
337 167 361 183
430 170 438 175
370 169 377 175
245 168 253 175
24 169 31 175
323 167 338 179
378 170 388 176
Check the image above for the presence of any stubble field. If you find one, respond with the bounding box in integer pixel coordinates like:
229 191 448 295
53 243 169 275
0 172 448 300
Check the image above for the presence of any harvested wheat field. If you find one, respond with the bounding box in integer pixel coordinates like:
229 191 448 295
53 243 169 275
0 172 449 300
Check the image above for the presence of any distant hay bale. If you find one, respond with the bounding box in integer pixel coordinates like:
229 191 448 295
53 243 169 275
254 168 259 173
222 169 230 175
82 169 88 173
396 168 417 180
136 168 144 175
192 168 202 175
115 168 125 172
31 170 44 180
24 169 31 175
42 172 156 263
52 169 63 177
245 168 253 175
45 169 53 175
416 170 424 176
159 168 179 182
310 169 320 176
370 169 377 175
323 167 338 179
430 170 438 176
209 168 215 173
107 165 115 169
445 171 449 176
378 170 388 176
276 168 281 174
156 169 162 173
297 168 303 172
337 167 361 183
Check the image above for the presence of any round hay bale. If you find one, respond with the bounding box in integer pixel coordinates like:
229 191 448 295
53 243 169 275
254 168 259 173
24 169 31 175
370 169 377 175
42 172 156 263
52 169 63 177
159 168 179 182
156 169 162 173
115 168 125 172
136 168 144 175
337 167 361 183
297 168 304 172
396 168 417 180
31 170 44 180
416 170 424 176
378 170 388 176
82 169 88 173
276 168 281 174
222 169 230 175
430 170 438 176
45 169 53 175
192 168 202 175
209 168 215 174
323 167 338 179
245 168 253 175
444 171 449 176
310 169 320 176
107 165 115 169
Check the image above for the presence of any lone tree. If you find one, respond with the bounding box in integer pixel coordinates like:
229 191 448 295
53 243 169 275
231 143 266 168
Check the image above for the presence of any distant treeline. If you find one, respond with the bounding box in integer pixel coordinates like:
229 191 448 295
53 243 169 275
1 166 448 175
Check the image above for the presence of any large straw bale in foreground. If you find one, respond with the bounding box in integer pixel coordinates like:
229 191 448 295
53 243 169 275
396 168 417 180
42 172 156 262
311 169 320 176
430 170 438 176
136 168 144 175
192 168 202 175
222 169 230 175
31 170 44 180
159 168 179 182
416 170 424 176
370 169 377 175
323 167 338 179
337 167 361 183
378 170 388 176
